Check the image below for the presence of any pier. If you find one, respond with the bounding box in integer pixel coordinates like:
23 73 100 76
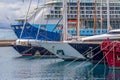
0 40 16 47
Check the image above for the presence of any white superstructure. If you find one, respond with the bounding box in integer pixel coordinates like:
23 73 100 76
82 29 120 41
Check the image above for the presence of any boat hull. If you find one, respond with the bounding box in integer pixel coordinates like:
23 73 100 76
25 40 106 62
101 39 120 69
12 45 55 57
69 43 105 63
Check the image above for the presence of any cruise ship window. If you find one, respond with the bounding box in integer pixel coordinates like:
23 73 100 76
55 11 58 14
72 3 77 6
110 7 114 10
81 15 84 18
116 7 120 10
109 3 112 6
51 11 54 13
102 7 107 10
103 11 107 14
81 11 84 14
74 15 77 18
97 11 100 14
86 11 91 14
68 30 70 33
82 31 85 33
58 11 61 14
71 7 73 10
55 15 58 18
59 15 62 18
51 15 53 18
55 7 59 10
80 7 84 10
90 15 93 18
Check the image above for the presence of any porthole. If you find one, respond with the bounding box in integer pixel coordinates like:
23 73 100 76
16 26 19 29
26 26 30 29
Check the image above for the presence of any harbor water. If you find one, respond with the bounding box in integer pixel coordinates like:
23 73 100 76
0 47 120 80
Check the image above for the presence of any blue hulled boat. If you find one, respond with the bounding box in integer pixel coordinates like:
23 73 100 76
11 22 61 56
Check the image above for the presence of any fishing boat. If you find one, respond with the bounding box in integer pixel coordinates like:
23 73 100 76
101 39 120 69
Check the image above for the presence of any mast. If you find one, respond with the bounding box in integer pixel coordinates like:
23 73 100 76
107 0 110 31
76 0 81 40
62 0 68 41
94 0 97 35
100 0 103 34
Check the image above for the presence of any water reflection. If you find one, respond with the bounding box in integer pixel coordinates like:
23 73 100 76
10 58 110 80
107 69 120 80
0 47 119 80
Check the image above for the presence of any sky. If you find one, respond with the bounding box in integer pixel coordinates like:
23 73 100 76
0 0 44 29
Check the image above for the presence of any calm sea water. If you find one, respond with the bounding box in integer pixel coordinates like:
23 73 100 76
0 47 120 80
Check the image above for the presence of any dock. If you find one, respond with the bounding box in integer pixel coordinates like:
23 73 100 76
0 40 16 47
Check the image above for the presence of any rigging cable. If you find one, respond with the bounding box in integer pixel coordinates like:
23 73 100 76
36 3 63 41
88 43 117 76
19 0 33 39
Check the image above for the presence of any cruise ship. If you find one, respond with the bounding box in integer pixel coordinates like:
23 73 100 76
11 0 120 56
12 0 120 37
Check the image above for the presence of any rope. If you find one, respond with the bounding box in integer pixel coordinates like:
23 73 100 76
52 16 63 32
37 48 49 58
35 6 45 40
21 47 33 54
103 50 107 79
65 43 108 67
35 4 62 41
83 45 100 57
112 42 116 80
90 43 113 59
37 33 54 41
65 42 114 72
64 45 99 67
19 0 33 39
39 5 54 40
65 49 91 67
88 42 117 75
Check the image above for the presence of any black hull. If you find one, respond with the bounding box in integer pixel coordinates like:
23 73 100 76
12 45 55 56
69 43 106 63
12 43 105 63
